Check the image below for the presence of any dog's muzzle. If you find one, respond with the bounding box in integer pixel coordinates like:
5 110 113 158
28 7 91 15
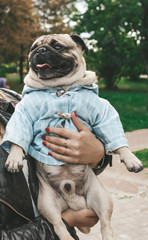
29 45 76 80
60 180 75 195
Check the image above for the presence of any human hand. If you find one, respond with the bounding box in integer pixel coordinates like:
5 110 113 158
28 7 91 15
62 208 99 228
42 112 105 167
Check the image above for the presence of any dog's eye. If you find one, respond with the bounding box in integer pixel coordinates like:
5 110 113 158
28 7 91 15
30 44 38 52
54 44 62 51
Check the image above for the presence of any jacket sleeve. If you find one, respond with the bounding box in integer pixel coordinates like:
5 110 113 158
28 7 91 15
0 216 79 240
1 99 34 154
91 98 128 153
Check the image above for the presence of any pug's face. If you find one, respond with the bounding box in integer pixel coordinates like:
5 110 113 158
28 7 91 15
28 34 88 80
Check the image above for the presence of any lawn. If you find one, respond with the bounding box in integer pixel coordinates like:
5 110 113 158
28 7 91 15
7 73 24 93
134 149 148 168
99 90 148 132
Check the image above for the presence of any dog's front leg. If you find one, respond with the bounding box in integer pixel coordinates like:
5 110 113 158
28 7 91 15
115 146 144 172
37 172 74 240
5 144 24 173
86 169 113 240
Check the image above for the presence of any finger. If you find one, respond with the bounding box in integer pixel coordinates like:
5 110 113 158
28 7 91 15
43 135 67 147
43 141 73 156
43 135 76 152
48 151 79 164
71 112 90 132
46 127 77 139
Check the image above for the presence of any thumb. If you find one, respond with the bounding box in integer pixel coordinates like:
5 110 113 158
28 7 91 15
71 112 89 132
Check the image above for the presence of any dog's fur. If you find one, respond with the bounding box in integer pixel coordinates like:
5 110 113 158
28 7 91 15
5 34 143 240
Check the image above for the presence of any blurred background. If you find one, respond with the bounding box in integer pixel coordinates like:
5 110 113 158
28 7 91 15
0 0 148 164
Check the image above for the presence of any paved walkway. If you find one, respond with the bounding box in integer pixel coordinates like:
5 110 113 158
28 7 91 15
76 129 148 240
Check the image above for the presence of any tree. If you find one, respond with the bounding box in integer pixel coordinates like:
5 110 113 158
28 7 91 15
35 0 76 34
0 0 41 83
73 0 146 89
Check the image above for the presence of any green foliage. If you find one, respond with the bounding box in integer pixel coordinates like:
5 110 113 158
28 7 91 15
3 63 17 73
73 0 147 88
134 149 148 168
0 64 7 77
35 0 76 34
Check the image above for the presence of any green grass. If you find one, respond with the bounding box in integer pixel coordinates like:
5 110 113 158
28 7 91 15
134 149 148 168
98 77 148 131
7 73 24 93
98 77 148 91
116 77 148 91
99 90 148 132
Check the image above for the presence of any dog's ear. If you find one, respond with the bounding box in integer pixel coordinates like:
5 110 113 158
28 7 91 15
71 34 88 55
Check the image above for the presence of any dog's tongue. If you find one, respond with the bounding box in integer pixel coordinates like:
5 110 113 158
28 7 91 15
36 63 52 69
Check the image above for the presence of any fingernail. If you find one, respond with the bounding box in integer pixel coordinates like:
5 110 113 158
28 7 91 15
42 136 46 140
43 141 47 146
46 127 50 132
48 152 52 156
74 112 77 117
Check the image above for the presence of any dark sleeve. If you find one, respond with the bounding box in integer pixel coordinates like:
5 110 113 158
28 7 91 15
0 216 79 240
93 154 112 175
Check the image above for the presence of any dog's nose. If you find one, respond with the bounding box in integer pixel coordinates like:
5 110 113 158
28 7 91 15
64 183 71 192
37 47 47 54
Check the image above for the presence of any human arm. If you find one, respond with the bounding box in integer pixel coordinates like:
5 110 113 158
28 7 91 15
62 208 99 228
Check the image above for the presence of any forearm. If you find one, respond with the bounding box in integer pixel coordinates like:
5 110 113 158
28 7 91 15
89 139 105 167
62 208 99 228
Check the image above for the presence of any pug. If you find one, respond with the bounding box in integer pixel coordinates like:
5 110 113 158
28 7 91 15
2 34 143 240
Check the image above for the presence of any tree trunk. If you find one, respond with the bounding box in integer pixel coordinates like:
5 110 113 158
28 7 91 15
145 61 148 111
141 1 148 111
19 45 24 84
105 76 117 90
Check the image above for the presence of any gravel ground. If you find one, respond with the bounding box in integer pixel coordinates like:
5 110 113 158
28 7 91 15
76 129 148 240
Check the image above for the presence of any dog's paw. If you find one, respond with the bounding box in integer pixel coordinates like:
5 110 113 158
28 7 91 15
5 144 24 173
121 152 144 173
5 155 23 173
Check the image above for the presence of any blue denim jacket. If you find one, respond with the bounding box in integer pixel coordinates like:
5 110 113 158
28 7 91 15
1 84 128 165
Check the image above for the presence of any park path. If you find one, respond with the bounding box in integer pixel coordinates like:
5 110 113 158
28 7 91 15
76 129 148 240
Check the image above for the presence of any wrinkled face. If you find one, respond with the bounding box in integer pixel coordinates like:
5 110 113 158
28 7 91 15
29 34 83 80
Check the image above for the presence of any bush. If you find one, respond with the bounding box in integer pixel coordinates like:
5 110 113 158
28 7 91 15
0 64 7 77
6 63 17 73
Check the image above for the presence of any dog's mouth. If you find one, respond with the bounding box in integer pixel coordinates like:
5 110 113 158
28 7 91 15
36 63 52 69
34 61 74 79
30 47 76 80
